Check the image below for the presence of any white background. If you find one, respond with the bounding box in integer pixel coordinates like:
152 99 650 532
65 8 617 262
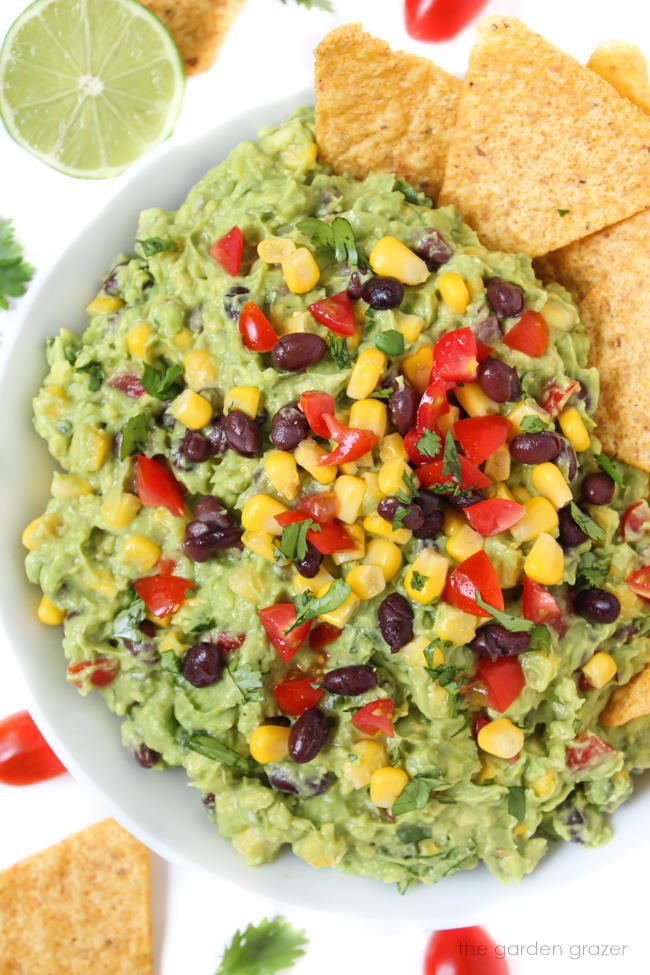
2 0 650 972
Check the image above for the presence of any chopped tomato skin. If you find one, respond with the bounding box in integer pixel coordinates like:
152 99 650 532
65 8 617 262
417 454 492 491
309 622 342 650
308 291 356 336
135 456 185 517
351 698 395 737
275 509 353 554
296 491 339 522
320 414 379 466
209 226 243 275
503 310 548 357
299 392 336 438
0 711 66 786
475 657 525 713
432 327 478 382
621 500 650 543
627 566 650 600
566 734 614 772
274 678 323 716
238 301 279 352
522 577 561 623
453 415 512 465
443 551 504 617
258 603 312 664
107 372 145 397
67 657 119 689
416 377 452 431
465 498 525 537
133 575 192 618
538 377 580 417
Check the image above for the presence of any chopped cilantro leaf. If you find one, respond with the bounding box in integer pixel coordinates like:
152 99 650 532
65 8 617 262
112 597 147 642
227 663 264 703
215 916 308 975
508 785 526 823
410 571 428 592
75 360 104 391
442 430 462 482
474 594 535 632
276 519 320 562
423 655 468 716
570 502 605 542
577 551 610 587
397 469 418 505
415 429 442 458
369 387 393 400
392 773 446 816
296 216 365 267
396 824 431 845
393 178 434 207
0 218 34 310
135 236 179 257
328 335 351 368
289 579 351 631
179 731 250 773
119 413 148 460
528 624 553 654
141 362 183 399
520 415 549 434
374 330 405 356
594 452 623 487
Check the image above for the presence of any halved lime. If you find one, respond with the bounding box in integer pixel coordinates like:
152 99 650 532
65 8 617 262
0 0 185 178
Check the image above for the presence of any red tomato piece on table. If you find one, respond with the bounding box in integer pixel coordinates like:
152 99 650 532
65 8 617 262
309 622 342 650
465 499 525 537
67 657 119 689
134 575 192 618
522 576 561 623
135 456 185 517
475 657 525 713
351 698 395 737
453 415 512 465
0 710 66 786
320 414 379 466
424 925 508 975
417 454 492 491
273 677 323 716
621 500 650 543
502 310 548 357
627 566 650 600
443 551 504 617
209 226 243 275
565 733 614 772
299 391 336 438
258 603 312 664
417 376 452 431
238 301 279 353
308 291 355 336
432 327 478 382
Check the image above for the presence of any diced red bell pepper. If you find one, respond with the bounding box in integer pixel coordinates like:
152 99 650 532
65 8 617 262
135 455 185 517
275 509 353 554
308 291 356 336
621 500 650 543
108 372 145 397
273 677 323 716
320 414 379 466
522 577 561 623
503 310 548 358
475 656 525 713
0 711 66 786
417 454 492 491
296 491 339 522
134 575 192 618
309 622 342 650
465 498 525 537
627 566 650 600
452 415 512 465
209 226 243 276
299 391 336 438
443 551 504 617
258 603 312 664
416 376 452 431
565 733 614 772
67 657 120 689
351 698 395 737
431 327 478 382
538 377 580 417
238 301 279 353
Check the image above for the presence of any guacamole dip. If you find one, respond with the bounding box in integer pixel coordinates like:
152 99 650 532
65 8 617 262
24 109 650 889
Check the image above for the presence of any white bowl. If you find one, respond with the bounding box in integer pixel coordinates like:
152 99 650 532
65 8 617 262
1 91 647 922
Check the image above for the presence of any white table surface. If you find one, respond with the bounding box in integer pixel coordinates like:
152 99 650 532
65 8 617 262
1 0 649 971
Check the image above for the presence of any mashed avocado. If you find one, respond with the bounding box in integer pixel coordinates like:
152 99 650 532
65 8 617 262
25 109 650 889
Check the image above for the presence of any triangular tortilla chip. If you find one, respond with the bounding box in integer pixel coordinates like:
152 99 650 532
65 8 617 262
0 820 152 974
140 0 246 75
601 663 650 728
579 253 650 471
314 23 461 198
588 41 650 115
439 17 650 258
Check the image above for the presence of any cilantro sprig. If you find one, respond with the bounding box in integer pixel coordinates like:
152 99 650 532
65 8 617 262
520 415 549 434
392 772 446 816
0 218 34 310
393 178 434 208
135 236 179 258
474 594 535 633
141 362 183 399
577 550 610 587
215 916 308 975
119 413 148 460
570 502 605 542
289 578 351 631
328 334 351 368
180 731 250 773
415 429 442 458
276 519 320 562
296 216 365 267
423 652 468 716
75 360 104 392
594 452 622 487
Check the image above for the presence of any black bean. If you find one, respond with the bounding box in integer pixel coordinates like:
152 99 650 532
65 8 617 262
555 440 578 482
378 592 413 652
262 715 291 727
446 491 483 509
470 624 531 661
271 334 327 371
305 771 335 795
389 384 420 435
294 541 324 578
183 518 243 561
557 505 588 548
581 472 614 506
207 418 227 455
194 495 231 527
486 277 524 318
288 707 330 763
180 430 210 463
322 665 378 696
413 491 444 540
139 620 157 638
133 744 161 768
510 432 562 464
224 285 249 321
270 402 310 450
414 229 453 269
103 261 127 296
477 357 520 402
377 496 424 531
574 588 620 624
224 409 262 457
182 641 224 687
267 770 299 793
576 380 593 413
202 792 215 808
361 276 404 310
347 271 363 299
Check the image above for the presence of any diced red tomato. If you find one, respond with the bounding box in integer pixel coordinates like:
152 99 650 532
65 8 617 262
258 603 312 664
431 327 478 382
406 0 491 43
443 551 504 617
417 454 492 492
309 622 342 650
416 377 452 431
275 509 353 554
424 926 508 975
538 377 580 417
273 677 323 716
67 657 119 689
107 372 145 397
0 710 66 786
320 414 379 466
296 491 339 522
157 556 176 575
453 415 512 465
238 301 279 353
308 291 356 336
565 733 614 772
351 698 395 737
627 566 650 600
133 575 192 618
621 500 650 543
465 498 525 537
299 392 336 438
135 456 185 517
475 657 525 713
502 310 548 358
217 632 246 653
471 714 489 737
404 427 442 465
522 577 561 623
209 226 243 275
476 343 493 362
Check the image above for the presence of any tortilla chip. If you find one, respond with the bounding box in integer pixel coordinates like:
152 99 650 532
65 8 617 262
439 17 650 258
140 0 246 75
601 663 650 728
314 23 461 199
588 41 650 115
579 253 650 471
0 820 152 974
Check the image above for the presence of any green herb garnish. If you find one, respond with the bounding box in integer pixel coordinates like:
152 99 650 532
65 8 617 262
328 334 351 368
0 218 34 310
112 597 147 642
415 429 442 458
397 469 418 505
119 413 148 460
508 786 526 823
474 593 535 632
570 502 605 542
141 362 184 399
528 624 553 654
214 916 308 975
276 519 320 562
281 0 333 10
368 387 393 400
75 360 104 391
577 550 610 587
296 216 363 267
594 452 623 487
557 209 570 217
520 415 549 434
442 430 462 482
228 663 264 703
392 772 446 816
180 731 250 773
423 655 468 716
374 330 405 357
135 236 179 257
393 178 433 208
289 579 351 631
396 824 431 845
410 571 428 592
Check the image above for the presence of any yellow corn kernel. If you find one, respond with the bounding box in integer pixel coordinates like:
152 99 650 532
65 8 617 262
224 385 260 419
484 444 511 482
369 766 410 807
242 530 280 564
50 473 92 500
443 508 466 537
334 475 365 524
485 482 515 502
346 564 386 601
394 311 425 343
582 651 617 689
249 725 290 764
531 462 573 509
511 486 532 505
370 235 428 285
121 535 161 572
86 295 124 315
101 491 141 529
168 389 213 430
228 566 264 604
446 524 484 562
532 771 556 797
264 450 300 500
404 549 449 604
348 322 364 352
343 740 388 789
506 399 551 436
159 630 185 655
475 755 499 785
455 382 500 417
294 439 337 484
347 349 387 400
241 494 288 534
349 398 387 439
316 583 360 627
433 603 478 645
362 512 412 545
72 425 110 472
84 569 118 599
293 566 334 595
183 349 217 391
378 457 409 497
127 322 153 360
401 635 444 670
438 272 470 314
524 533 564 585
510 496 559 542
477 718 524 759
257 237 296 264
37 594 65 625
173 327 193 350
332 524 365 566
361 471 383 507
282 247 320 293
401 345 433 393
558 406 590 452
379 433 407 462
466 273 485 298
438 403 460 435
363 538 402 582
277 310 312 335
